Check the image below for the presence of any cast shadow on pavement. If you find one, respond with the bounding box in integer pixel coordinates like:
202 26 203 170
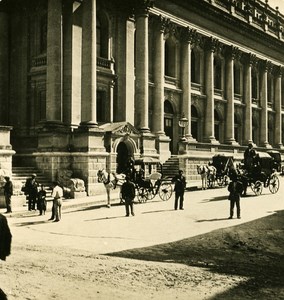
85 215 128 222
14 220 50 227
142 209 175 214
196 217 230 222
201 195 228 202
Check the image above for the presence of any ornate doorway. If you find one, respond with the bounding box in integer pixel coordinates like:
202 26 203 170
116 142 129 174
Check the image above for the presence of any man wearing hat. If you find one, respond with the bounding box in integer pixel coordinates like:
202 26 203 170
3 176 13 213
24 173 39 211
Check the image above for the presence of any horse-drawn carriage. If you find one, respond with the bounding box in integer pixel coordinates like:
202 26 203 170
132 158 173 202
97 157 173 206
239 152 280 195
211 154 234 187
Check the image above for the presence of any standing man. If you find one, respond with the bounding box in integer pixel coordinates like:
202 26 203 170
51 181 63 222
227 172 243 219
0 213 12 261
121 176 136 217
25 173 39 211
172 170 186 210
3 176 13 213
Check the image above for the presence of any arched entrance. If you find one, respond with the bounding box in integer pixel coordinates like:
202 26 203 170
116 142 129 174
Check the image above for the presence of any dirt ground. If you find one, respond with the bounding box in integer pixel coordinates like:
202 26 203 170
1 208 283 300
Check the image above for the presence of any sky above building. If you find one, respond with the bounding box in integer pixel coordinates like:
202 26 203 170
267 0 284 13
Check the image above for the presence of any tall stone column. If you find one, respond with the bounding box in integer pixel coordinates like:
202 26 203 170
46 0 63 123
135 1 151 132
225 46 240 145
81 0 97 127
152 15 170 162
274 66 283 148
152 15 166 135
115 15 135 124
242 53 255 145
259 60 271 148
204 37 219 143
0 9 9 124
181 27 197 142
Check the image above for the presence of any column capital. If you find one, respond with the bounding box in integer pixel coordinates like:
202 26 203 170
259 60 273 73
134 0 154 17
225 45 242 61
204 36 222 53
241 53 258 67
151 15 169 33
179 27 197 44
273 65 283 77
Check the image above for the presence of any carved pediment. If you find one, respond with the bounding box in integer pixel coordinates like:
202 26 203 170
100 122 139 135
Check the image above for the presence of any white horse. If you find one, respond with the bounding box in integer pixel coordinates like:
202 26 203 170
197 165 209 190
97 169 125 207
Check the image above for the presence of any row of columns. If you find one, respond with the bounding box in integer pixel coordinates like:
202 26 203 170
44 0 283 147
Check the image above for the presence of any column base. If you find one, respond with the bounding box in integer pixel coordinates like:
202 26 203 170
225 138 240 146
155 133 171 163
203 136 220 145
79 121 98 129
260 141 272 149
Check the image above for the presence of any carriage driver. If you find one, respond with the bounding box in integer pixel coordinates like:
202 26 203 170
244 143 256 172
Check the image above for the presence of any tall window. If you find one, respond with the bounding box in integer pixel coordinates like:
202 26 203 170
234 113 241 143
252 116 259 145
97 91 106 123
234 63 241 95
252 69 258 100
191 105 199 140
96 13 109 58
165 39 176 77
268 115 274 146
214 110 221 141
267 75 273 104
214 57 222 90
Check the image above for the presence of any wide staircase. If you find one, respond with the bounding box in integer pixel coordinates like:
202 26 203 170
159 156 179 179
12 166 53 200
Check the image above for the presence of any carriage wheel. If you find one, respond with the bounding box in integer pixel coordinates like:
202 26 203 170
268 175 280 194
158 182 173 201
251 180 263 195
137 187 148 203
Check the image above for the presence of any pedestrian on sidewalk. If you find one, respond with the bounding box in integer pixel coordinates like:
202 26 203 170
121 176 136 217
3 176 13 213
24 173 39 211
227 172 243 219
50 181 63 222
37 184 47 215
172 170 186 210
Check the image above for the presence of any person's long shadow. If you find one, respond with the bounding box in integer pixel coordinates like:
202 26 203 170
15 220 50 227
196 217 230 222
201 195 228 202
142 209 175 214
85 215 128 222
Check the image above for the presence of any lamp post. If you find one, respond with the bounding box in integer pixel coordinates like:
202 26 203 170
178 114 188 141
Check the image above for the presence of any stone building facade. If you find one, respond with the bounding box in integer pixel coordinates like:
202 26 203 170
0 0 283 194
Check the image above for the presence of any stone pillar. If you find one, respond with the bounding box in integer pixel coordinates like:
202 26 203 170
225 46 240 145
135 2 150 132
274 66 283 148
109 80 115 123
152 16 170 162
81 0 97 127
181 27 196 142
243 53 255 144
152 15 165 135
204 37 218 143
259 60 271 148
46 0 63 123
115 15 135 124
0 10 8 125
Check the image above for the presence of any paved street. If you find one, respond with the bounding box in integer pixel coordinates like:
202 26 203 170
3 176 284 255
